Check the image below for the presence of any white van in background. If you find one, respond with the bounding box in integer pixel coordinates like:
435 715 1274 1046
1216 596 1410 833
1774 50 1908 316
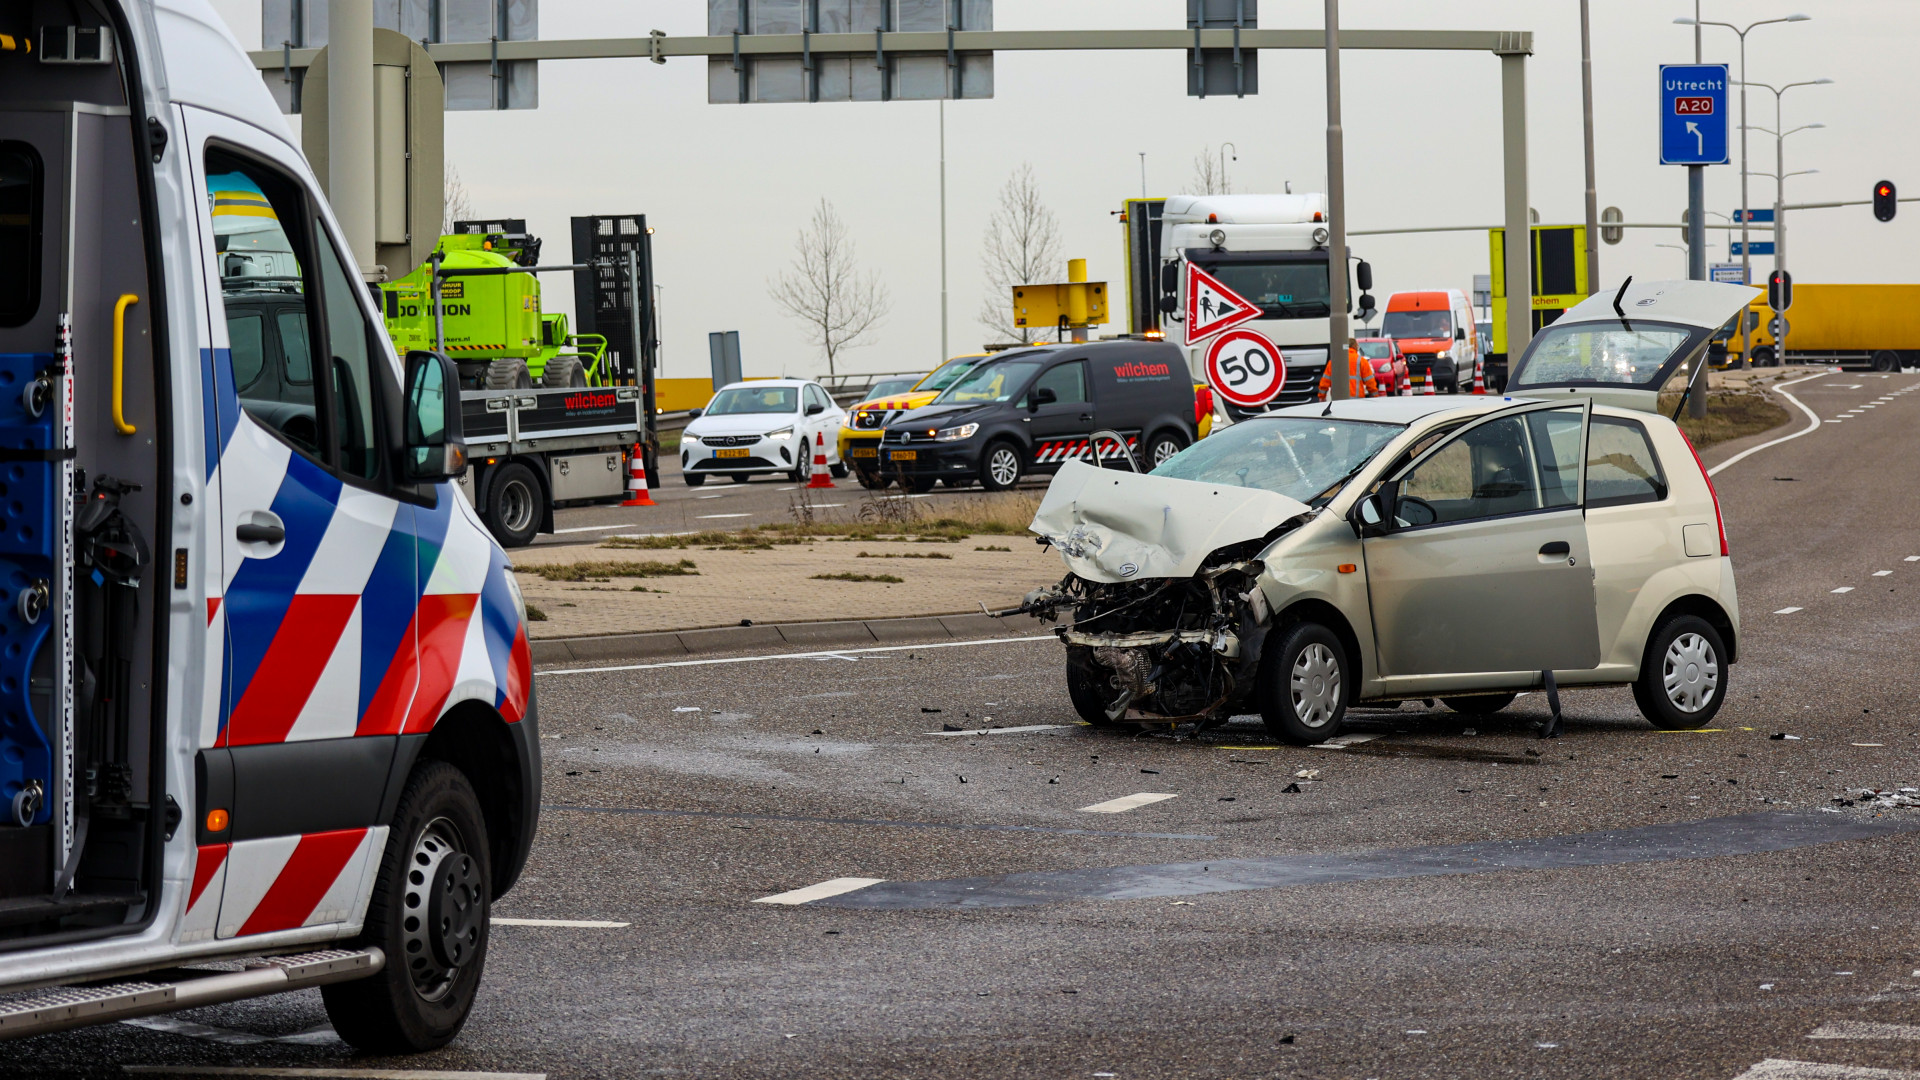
1382 289 1478 392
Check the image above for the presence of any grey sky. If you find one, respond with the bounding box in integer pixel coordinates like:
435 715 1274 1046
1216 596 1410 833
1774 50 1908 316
208 1 1919 381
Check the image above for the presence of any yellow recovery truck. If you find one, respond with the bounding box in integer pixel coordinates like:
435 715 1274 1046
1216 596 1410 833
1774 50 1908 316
1730 284 1920 371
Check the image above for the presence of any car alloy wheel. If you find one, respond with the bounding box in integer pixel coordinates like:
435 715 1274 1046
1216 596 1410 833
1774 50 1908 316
1290 643 1342 729
987 446 1021 488
1149 437 1181 467
1662 631 1719 714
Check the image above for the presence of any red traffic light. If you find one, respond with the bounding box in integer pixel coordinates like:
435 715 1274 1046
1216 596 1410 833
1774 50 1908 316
1874 179 1898 223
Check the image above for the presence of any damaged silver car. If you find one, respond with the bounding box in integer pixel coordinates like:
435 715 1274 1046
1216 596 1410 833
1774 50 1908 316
1014 279 1751 744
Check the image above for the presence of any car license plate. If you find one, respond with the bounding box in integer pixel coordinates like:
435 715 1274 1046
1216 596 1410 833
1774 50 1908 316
716 448 750 459
889 450 917 461
851 447 878 458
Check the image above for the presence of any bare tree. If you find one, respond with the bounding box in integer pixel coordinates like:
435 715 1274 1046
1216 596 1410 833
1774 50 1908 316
769 199 891 376
441 164 474 233
1187 147 1231 195
977 164 1063 344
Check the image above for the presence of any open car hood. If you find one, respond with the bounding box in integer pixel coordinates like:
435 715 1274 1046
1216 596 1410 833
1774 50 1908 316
1029 461 1314 584
1505 278 1761 413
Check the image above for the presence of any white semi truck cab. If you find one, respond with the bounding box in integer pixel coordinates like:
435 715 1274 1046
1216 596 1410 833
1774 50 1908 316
1122 194 1370 415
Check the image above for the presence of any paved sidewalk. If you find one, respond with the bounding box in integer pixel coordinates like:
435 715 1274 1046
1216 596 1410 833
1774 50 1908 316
510 534 1063 638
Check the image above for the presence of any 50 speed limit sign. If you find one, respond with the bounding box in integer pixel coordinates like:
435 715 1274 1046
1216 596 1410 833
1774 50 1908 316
1203 329 1285 407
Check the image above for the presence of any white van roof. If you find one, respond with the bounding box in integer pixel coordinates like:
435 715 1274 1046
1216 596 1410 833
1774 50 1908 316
1161 194 1329 226
150 0 299 150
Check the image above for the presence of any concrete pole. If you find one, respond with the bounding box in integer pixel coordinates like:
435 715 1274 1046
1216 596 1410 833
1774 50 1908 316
1687 164 1709 418
1737 32 1752 367
1323 0 1351 399
1579 0 1599 295
1500 51 1530 367
939 98 949 362
327 0 376 276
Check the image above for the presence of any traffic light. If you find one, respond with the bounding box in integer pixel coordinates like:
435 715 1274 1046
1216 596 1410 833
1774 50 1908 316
1768 269 1792 313
1874 180 1897 222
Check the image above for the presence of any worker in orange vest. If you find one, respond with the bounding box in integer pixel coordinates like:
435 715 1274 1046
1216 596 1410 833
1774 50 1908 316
1317 344 1375 401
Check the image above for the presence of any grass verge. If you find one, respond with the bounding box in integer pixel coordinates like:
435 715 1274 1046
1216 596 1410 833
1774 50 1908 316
812 571 904 583
525 559 699 582
1657 387 1792 450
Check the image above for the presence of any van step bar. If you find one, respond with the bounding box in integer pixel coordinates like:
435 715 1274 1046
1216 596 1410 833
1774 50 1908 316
0 948 383 1040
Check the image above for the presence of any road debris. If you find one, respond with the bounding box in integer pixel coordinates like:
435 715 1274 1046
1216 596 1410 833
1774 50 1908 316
1769 733 1802 740
1295 769 1321 781
1848 789 1920 809
1281 782 1302 793
673 706 702 713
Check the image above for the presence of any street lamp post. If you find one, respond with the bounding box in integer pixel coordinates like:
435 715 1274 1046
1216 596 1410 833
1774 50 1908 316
1673 12 1810 368
1220 142 1237 194
1739 75 1828 363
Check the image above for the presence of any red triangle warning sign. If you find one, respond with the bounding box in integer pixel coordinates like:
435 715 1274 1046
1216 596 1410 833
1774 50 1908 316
1183 262 1262 345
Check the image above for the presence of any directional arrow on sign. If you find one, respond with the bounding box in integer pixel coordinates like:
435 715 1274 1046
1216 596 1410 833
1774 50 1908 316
1685 121 1703 156
1183 263 1262 345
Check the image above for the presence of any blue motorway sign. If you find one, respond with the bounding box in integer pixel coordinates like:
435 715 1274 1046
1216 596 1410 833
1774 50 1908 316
1730 241 1775 257
1660 63 1730 165
1732 208 1775 224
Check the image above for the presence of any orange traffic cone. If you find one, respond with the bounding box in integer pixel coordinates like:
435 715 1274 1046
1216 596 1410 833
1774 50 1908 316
1422 371 1436 396
1471 357 1488 395
807 430 836 489
621 444 656 507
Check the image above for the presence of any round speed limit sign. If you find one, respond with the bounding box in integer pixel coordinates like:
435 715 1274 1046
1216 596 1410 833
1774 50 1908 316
1204 329 1285 407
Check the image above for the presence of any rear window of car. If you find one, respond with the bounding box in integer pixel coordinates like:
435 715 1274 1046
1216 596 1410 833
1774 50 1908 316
1585 417 1668 506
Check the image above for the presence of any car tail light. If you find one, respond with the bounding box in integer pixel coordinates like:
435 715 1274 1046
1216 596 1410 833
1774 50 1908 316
1194 384 1214 425
1680 430 1729 556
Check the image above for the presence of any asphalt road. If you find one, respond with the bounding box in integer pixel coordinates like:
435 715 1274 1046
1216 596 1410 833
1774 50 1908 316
14 370 1920 1080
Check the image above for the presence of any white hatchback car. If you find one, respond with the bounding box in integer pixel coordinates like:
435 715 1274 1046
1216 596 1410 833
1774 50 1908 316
682 378 848 485
1023 279 1753 743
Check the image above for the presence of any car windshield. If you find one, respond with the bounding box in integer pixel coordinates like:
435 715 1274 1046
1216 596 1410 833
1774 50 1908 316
1511 322 1695 388
1356 341 1393 359
1194 259 1331 319
865 377 918 399
706 386 797 414
1382 310 1452 339
918 357 982 392
1152 417 1404 504
933 359 1043 405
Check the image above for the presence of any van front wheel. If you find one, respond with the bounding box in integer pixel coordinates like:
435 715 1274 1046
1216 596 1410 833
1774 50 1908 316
322 762 491 1054
980 441 1024 492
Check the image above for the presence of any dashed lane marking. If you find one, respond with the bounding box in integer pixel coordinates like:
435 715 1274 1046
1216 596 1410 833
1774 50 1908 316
1710 374 1826 477
124 1069 547 1079
696 513 753 519
929 723 1079 736
1875 570 1893 577
1731 1061 1920 1079
1907 556 1920 562
537 635 1053 677
492 918 630 928
1832 587 1855 594
1775 607 1804 614
753 877 886 905
122 1060 549 1068
546 803 1216 841
1080 793 1179 814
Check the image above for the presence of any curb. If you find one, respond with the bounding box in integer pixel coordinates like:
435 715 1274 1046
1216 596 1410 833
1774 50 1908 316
530 612 1034 665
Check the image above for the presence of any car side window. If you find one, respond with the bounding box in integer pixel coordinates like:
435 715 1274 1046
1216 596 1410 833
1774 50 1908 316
1398 408 1583 526
1586 417 1667 507
807 384 831 412
277 310 313 384
226 310 266 390
1033 361 1088 405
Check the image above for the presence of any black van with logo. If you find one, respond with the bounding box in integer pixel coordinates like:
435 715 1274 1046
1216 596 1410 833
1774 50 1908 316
878 340 1198 492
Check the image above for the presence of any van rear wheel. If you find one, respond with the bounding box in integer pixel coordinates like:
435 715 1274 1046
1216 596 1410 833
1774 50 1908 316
322 762 490 1054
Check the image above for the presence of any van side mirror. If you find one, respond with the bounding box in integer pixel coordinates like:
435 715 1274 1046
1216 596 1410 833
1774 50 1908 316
1160 260 1181 293
402 350 466 481
1455 326 1467 341
1030 386 1057 410
1157 294 1178 313
1356 260 1374 292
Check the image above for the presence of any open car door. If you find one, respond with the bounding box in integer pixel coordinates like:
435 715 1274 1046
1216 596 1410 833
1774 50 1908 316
1504 279 1761 413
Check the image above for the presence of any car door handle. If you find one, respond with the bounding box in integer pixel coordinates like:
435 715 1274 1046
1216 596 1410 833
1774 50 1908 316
1079 413 1095 421
237 522 285 544
1539 541 1571 557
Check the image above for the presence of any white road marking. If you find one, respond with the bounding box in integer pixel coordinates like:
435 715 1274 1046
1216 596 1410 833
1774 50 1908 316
753 877 886 905
1874 570 1893 577
124 1069 546 1079
1710 373 1827 477
696 513 753 519
1310 732 1387 749
1731 1060 1920 1079
1908 556 1920 562
1774 607 1804 614
124 1060 549 1068
539 635 1054 677
492 918 630 928
930 724 1078 737
1832 587 1855 594
1080 793 1179 813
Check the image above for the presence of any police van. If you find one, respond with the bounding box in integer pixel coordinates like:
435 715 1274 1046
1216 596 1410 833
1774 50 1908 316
0 0 537 1053
878 340 1200 492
